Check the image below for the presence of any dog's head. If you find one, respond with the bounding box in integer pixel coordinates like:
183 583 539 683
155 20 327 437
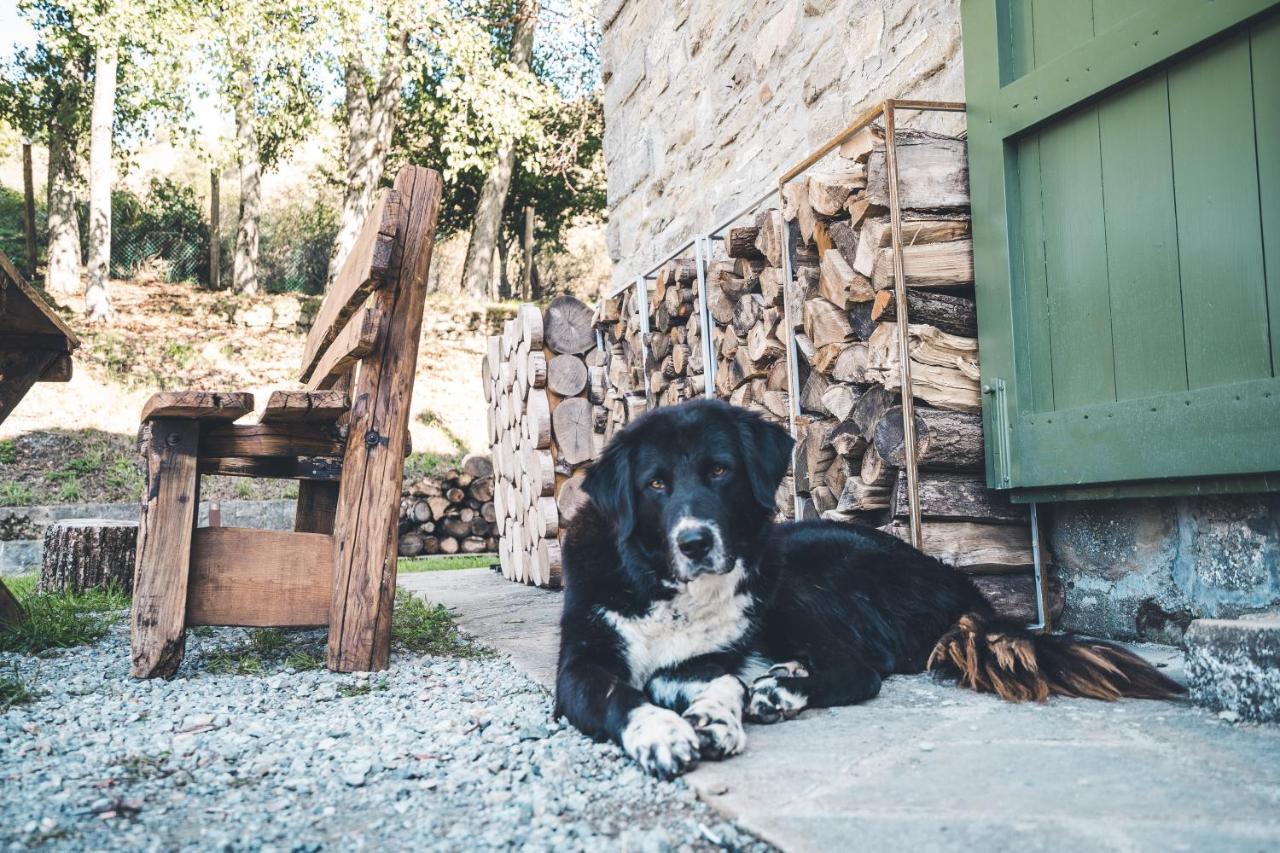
582 399 793 582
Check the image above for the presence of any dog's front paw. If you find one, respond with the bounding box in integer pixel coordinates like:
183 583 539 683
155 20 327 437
682 676 747 760
621 704 700 779
746 676 808 724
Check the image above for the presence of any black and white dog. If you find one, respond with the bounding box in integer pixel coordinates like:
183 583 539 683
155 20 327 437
554 399 1183 778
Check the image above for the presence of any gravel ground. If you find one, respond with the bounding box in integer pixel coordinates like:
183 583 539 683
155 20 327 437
1 617 770 852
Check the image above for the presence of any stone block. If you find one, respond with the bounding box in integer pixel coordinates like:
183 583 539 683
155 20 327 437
1185 612 1280 723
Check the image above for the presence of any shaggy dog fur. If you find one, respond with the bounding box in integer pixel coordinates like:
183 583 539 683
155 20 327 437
554 399 1184 778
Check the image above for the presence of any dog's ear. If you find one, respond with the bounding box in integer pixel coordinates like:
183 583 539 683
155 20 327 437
582 433 636 540
736 408 794 513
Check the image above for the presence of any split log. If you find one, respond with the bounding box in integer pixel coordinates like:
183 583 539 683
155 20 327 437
972 575 1065 624
807 167 866 216
865 322 981 412
754 210 785 267
891 471 1027 525
543 295 596 354
865 133 970 209
802 298 854 349
851 290 977 339
727 226 765 260
873 406 984 470
853 217 970 276
871 240 974 291
40 519 139 594
818 249 874 307
881 520 1033 573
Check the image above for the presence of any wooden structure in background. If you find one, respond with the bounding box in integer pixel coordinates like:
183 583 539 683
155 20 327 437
0 248 81 626
129 165 442 677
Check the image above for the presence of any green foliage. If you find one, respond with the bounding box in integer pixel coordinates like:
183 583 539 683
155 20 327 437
0 441 16 465
402 449 464 481
113 179 210 284
0 483 36 506
392 589 489 657
259 193 339 294
399 554 495 572
204 628 295 675
0 185 46 271
0 574 130 654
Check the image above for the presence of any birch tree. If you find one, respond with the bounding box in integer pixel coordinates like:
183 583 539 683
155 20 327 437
461 0 540 299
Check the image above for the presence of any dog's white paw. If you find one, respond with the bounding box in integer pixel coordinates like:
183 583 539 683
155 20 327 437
746 676 808 724
621 704 700 779
682 676 747 760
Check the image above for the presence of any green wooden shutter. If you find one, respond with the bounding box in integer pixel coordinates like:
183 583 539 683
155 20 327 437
961 0 1280 501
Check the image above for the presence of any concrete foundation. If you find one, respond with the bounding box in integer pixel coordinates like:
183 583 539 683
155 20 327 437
1186 611 1280 723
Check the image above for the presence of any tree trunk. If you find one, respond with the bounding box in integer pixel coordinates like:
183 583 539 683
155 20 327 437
233 62 261 296
45 125 81 296
521 204 535 300
209 169 220 288
22 141 36 280
327 32 408 286
461 0 539 297
85 46 118 323
41 519 139 594
495 230 510 300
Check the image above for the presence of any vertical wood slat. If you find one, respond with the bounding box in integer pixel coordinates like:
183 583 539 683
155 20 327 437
295 481 340 534
1169 33 1271 389
1098 74 1189 399
328 166 442 672
1038 108 1116 409
129 419 200 678
1253 15 1280 373
1013 136 1054 413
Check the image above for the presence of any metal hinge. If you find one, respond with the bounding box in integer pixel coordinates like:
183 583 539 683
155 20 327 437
983 377 1013 488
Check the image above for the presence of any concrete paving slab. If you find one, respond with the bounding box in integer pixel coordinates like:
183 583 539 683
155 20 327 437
400 568 1280 853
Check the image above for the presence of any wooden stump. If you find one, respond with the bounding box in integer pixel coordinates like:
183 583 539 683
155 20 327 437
41 519 139 594
0 579 23 628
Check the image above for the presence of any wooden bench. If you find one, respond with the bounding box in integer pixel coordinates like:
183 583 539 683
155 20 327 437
129 165 443 677
0 248 80 626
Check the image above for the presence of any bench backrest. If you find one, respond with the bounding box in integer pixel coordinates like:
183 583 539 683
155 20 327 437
299 166 435 391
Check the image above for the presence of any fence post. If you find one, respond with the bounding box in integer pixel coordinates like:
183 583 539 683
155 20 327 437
209 169 220 289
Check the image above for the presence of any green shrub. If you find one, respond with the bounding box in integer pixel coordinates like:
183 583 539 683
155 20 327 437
259 196 338 295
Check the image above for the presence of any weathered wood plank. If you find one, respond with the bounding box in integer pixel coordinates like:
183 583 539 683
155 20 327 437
196 455 342 480
882 520 1034 573
199 422 346 458
141 391 254 423
186 527 333 627
295 481 340 534
891 471 1028 524
260 390 350 424
0 349 58 424
329 165 442 672
0 579 23 628
130 419 200 678
299 190 399 383
0 248 79 345
305 306 383 391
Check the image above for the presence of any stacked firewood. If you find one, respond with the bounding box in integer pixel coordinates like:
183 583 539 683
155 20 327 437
592 286 649 437
483 297 601 587
646 259 706 407
398 454 498 557
776 126 1055 619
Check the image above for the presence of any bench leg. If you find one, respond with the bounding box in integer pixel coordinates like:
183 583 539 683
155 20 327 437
295 481 339 534
130 419 200 679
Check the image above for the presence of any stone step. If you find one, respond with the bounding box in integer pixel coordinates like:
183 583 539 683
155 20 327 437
1186 611 1280 723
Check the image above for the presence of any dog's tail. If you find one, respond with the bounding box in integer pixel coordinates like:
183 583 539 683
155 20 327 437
926 612 1186 702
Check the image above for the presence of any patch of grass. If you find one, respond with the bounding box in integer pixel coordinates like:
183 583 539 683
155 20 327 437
392 589 489 658
338 678 388 698
415 410 469 454
399 554 495 573
56 480 82 503
104 456 144 500
0 575 130 654
402 450 464 482
0 665 40 711
0 483 35 506
0 440 16 465
162 341 196 370
204 628 321 676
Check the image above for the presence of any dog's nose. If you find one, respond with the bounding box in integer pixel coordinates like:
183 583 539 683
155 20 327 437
676 526 715 560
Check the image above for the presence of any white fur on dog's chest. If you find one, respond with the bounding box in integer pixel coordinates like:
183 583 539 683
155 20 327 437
600 562 752 687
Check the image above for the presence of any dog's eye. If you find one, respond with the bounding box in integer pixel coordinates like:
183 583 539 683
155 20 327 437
648 478 667 491
709 464 729 478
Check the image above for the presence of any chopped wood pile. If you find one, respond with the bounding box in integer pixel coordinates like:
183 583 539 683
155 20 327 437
483 297 603 587
773 125 1048 616
592 285 649 439
645 258 706 408
398 454 498 558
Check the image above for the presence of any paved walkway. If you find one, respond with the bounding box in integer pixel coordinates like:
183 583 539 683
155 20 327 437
400 568 1280 853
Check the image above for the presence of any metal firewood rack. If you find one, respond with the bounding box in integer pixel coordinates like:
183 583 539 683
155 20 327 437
606 98 1050 632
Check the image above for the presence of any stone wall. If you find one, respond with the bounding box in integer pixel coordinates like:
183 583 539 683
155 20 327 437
599 0 964 288
1050 496 1280 646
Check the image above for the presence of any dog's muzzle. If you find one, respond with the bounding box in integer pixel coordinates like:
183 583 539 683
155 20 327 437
669 519 728 578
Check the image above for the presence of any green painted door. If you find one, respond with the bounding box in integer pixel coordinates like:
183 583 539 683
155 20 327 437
961 0 1280 501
